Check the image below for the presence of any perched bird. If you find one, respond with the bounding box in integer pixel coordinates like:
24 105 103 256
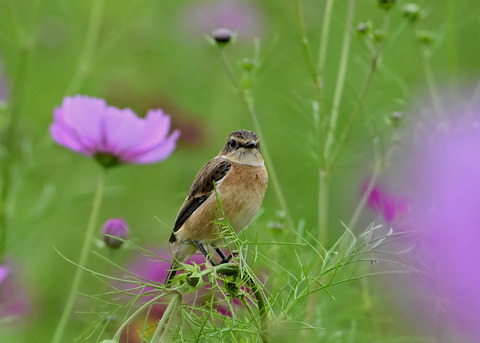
165 130 268 284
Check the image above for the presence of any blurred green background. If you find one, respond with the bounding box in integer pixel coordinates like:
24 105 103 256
0 0 479 341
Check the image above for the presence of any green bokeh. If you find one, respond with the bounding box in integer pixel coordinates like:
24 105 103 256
0 0 478 341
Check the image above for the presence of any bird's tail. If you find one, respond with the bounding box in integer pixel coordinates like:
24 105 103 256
164 263 178 285
165 242 197 285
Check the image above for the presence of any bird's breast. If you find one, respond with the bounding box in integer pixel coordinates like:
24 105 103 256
217 163 268 232
175 163 267 244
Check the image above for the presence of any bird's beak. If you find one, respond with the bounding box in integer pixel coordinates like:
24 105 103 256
244 141 256 149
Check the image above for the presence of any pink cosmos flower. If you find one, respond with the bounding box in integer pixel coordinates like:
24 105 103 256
363 181 408 223
50 95 180 167
409 120 480 341
385 94 480 342
0 264 9 284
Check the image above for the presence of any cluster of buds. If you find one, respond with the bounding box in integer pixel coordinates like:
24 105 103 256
357 3 429 45
356 21 386 43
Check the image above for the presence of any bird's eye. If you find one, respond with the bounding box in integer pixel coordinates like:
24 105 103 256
228 139 237 149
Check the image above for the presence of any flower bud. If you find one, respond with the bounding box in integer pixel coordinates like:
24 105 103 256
212 28 234 45
403 3 421 22
186 270 202 288
416 30 435 45
389 112 404 127
378 0 396 11
239 58 256 72
356 22 372 35
102 218 129 249
373 29 387 42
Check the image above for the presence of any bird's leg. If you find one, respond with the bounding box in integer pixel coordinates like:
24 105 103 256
195 241 217 266
213 246 227 262
212 245 238 264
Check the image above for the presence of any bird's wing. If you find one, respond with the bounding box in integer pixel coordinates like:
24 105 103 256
169 158 232 243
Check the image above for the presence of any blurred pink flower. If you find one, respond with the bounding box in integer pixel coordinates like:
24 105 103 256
411 121 480 341
363 181 408 222
387 95 480 342
182 0 264 41
0 261 31 323
0 265 8 283
50 95 180 167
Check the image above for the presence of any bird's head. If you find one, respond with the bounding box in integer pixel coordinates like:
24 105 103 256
219 130 264 166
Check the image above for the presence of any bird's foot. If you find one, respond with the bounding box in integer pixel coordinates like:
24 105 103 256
220 252 239 264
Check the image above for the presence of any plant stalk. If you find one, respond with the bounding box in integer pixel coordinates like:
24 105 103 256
323 0 355 163
241 91 293 229
66 0 105 94
112 293 168 341
293 0 320 89
52 170 106 343
218 47 294 230
149 292 181 343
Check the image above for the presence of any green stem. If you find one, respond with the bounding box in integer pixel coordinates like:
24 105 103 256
303 2 355 335
348 133 400 230
241 91 294 229
315 0 334 134
293 0 320 89
95 0 142 61
337 10 390 228
422 47 442 117
318 168 329 244
218 50 294 229
330 49 379 165
334 10 390 164
323 0 355 162
112 292 169 341
446 0 457 90
317 0 334 82
150 292 181 343
52 170 106 343
221 49 239 88
318 0 355 243
291 0 335 244
249 278 269 343
0 0 42 262
66 0 105 94
348 160 381 230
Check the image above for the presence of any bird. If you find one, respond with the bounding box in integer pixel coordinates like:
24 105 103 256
165 130 268 284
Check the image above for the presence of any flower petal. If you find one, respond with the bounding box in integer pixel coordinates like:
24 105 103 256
0 265 10 284
50 122 91 154
123 130 180 164
101 106 144 154
133 109 171 151
59 95 106 149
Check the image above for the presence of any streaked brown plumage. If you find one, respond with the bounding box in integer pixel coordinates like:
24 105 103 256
165 130 268 284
